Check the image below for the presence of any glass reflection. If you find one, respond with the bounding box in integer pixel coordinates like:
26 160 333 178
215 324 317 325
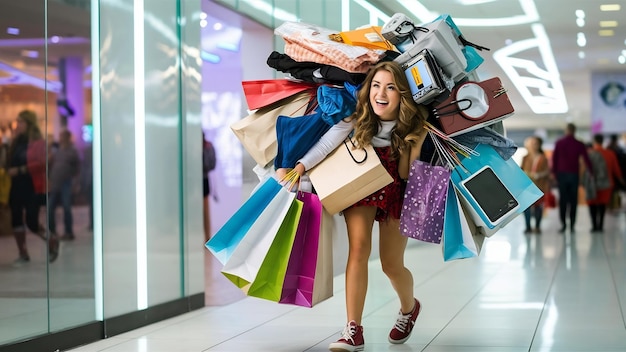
0 0 95 346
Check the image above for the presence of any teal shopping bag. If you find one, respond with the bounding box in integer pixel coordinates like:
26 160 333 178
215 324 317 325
450 143 543 237
205 177 282 264
221 187 298 289
442 183 484 261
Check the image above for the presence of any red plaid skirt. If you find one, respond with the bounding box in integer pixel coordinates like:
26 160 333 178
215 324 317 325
347 146 406 222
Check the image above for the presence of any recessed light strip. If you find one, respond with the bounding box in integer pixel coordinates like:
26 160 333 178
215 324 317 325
493 24 568 114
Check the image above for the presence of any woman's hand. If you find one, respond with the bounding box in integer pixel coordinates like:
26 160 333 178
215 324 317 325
275 167 290 180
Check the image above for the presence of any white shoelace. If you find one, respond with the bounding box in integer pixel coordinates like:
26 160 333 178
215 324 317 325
394 312 411 333
340 323 358 343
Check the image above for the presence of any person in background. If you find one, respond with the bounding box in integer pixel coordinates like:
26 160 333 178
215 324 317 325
283 61 429 352
606 134 626 211
6 110 59 265
48 130 80 240
202 132 216 243
586 134 624 232
521 136 550 234
551 123 593 233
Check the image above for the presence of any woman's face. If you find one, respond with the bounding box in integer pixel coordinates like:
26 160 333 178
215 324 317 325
525 137 539 152
14 118 27 135
369 69 400 121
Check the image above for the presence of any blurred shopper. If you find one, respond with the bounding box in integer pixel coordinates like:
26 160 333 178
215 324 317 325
551 123 593 233
48 130 80 240
521 136 550 234
6 110 59 265
586 134 624 232
202 132 217 243
606 134 626 211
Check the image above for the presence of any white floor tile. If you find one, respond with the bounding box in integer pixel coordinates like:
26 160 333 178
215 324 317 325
59 208 626 352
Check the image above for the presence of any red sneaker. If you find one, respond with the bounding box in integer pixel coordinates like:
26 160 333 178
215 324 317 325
329 320 364 352
388 298 421 344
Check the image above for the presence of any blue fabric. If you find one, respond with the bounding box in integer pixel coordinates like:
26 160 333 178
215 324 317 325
343 82 361 102
450 143 543 231
206 177 282 264
275 86 357 169
452 126 518 160
274 110 333 169
317 85 357 126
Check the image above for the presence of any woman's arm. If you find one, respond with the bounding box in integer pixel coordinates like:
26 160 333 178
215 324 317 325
398 128 428 180
294 119 353 175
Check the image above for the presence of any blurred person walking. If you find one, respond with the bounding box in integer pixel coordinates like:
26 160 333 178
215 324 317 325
521 136 550 234
6 110 59 265
586 134 624 232
551 123 593 233
48 130 80 240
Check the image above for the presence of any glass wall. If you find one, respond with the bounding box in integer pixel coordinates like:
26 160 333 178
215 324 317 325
0 0 203 348
0 0 95 344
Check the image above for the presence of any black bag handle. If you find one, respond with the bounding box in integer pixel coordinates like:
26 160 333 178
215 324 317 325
433 98 473 118
459 35 490 52
344 138 368 164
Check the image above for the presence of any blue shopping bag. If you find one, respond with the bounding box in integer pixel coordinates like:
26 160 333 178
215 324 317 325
450 143 543 237
205 177 283 264
442 183 483 261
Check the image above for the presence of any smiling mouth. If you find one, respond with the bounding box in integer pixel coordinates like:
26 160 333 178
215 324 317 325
375 99 388 105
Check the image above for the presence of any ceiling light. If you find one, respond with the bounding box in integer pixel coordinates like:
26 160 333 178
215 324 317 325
576 18 585 27
575 9 585 18
622 50 626 56
239 0 298 22
493 24 568 114
50 36 60 43
600 4 621 11
6 27 19 35
600 20 618 27
577 33 586 47
619 55 626 64
398 0 539 26
21 50 38 58
200 50 220 63
599 29 615 36
578 51 586 59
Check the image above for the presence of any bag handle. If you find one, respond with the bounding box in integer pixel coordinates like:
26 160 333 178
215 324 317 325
344 138 367 164
279 169 301 192
459 35 490 51
433 98 473 118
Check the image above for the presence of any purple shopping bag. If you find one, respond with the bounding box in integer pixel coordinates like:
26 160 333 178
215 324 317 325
400 159 451 243
279 192 332 307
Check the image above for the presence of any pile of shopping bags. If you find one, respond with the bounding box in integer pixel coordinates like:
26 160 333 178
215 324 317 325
399 122 543 261
205 175 333 307
217 10 543 284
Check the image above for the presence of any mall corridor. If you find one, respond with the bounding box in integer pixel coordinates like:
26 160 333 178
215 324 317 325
64 208 626 352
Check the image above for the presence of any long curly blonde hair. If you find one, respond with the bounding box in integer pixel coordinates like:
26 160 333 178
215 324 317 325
350 61 428 160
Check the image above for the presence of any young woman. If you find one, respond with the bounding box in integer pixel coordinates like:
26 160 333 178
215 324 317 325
283 61 429 351
521 135 550 234
7 110 59 265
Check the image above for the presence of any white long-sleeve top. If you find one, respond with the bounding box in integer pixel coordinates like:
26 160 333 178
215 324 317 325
297 119 396 171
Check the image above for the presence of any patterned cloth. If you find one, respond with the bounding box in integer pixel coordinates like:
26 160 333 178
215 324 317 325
347 146 405 222
276 22 386 74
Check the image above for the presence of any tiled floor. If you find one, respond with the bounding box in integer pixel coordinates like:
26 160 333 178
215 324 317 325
64 204 626 352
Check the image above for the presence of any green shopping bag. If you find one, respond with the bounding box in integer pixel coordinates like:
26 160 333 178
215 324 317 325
221 187 298 288
245 198 303 301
